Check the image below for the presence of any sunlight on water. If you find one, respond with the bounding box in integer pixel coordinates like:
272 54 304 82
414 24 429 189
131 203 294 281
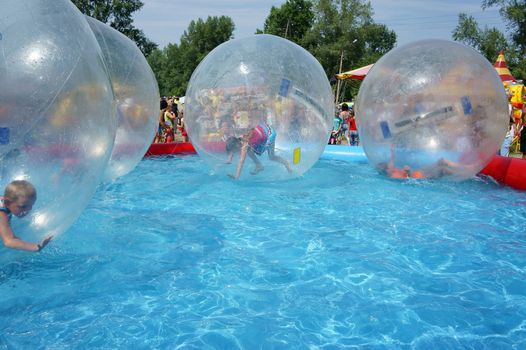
1 155 526 349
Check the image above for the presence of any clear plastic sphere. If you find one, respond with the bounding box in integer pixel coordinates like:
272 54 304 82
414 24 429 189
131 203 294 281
355 39 508 180
185 34 334 181
0 1 116 240
86 17 159 181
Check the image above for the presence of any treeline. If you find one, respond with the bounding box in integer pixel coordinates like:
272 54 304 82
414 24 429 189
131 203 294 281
73 0 525 100
453 0 526 81
147 0 396 101
147 16 236 97
72 0 157 55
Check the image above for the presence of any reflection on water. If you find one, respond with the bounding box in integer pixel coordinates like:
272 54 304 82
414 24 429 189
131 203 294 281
1 155 525 349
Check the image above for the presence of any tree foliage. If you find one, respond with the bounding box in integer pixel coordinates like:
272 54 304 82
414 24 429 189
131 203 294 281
149 0 395 100
72 0 157 56
453 0 526 80
257 0 315 43
453 13 508 63
256 0 395 101
302 0 396 101
148 16 235 96
483 0 526 52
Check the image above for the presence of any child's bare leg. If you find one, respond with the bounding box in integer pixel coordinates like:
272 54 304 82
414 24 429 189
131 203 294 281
248 148 264 175
270 154 292 173
268 145 292 173
229 143 249 179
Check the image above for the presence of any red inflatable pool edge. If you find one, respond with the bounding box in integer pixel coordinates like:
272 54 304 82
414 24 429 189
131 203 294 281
480 155 526 191
143 141 225 156
144 142 196 156
144 143 525 191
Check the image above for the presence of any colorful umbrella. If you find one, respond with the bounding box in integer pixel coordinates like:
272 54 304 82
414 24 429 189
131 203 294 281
336 64 374 81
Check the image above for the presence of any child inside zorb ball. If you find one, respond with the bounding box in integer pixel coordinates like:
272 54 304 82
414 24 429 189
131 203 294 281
225 122 292 180
355 39 509 180
184 35 334 181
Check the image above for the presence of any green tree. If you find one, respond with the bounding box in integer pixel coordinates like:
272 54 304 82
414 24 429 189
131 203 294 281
453 14 508 63
484 0 526 80
453 0 526 80
257 0 315 44
72 0 157 56
452 13 482 48
483 0 526 51
149 16 235 96
146 48 169 95
302 0 396 101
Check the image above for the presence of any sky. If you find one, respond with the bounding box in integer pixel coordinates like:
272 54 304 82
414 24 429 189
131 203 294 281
133 0 507 50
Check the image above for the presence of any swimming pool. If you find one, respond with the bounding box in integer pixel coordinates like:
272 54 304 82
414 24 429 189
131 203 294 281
1 154 525 349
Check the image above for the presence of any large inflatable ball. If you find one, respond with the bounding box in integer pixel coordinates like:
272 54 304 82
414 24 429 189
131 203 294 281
86 17 159 181
185 34 334 181
355 39 508 180
0 0 116 240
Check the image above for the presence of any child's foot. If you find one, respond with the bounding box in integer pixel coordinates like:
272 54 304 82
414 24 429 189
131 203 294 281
250 166 264 175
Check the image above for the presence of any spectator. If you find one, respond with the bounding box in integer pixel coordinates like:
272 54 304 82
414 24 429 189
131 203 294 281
171 96 179 118
348 108 359 146
500 117 516 157
219 115 235 142
328 110 343 145
340 103 350 143
153 99 168 143
177 107 188 142
164 99 176 142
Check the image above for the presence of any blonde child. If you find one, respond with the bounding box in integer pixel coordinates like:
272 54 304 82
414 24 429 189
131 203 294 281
0 180 53 251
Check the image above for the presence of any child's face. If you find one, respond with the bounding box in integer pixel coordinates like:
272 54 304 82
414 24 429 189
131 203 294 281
6 196 35 218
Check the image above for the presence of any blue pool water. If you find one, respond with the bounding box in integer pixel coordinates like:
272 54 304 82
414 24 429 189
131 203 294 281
1 154 526 349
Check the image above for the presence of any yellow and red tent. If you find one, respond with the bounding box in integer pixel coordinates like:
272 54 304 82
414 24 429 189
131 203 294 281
494 50 516 82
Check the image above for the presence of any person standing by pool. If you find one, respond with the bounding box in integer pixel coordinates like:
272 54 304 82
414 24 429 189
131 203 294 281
329 110 343 145
339 103 350 143
225 122 292 179
153 99 168 143
171 96 179 120
500 117 516 157
0 180 53 252
164 99 176 143
348 108 359 146
177 109 188 142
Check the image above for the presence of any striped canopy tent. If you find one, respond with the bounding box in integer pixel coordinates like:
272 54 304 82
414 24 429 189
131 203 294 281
336 64 374 80
494 50 516 82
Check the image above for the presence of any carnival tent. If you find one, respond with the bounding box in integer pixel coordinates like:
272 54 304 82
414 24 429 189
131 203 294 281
494 50 516 82
336 64 374 81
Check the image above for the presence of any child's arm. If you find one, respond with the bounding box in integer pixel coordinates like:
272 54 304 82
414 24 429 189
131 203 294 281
0 212 52 252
